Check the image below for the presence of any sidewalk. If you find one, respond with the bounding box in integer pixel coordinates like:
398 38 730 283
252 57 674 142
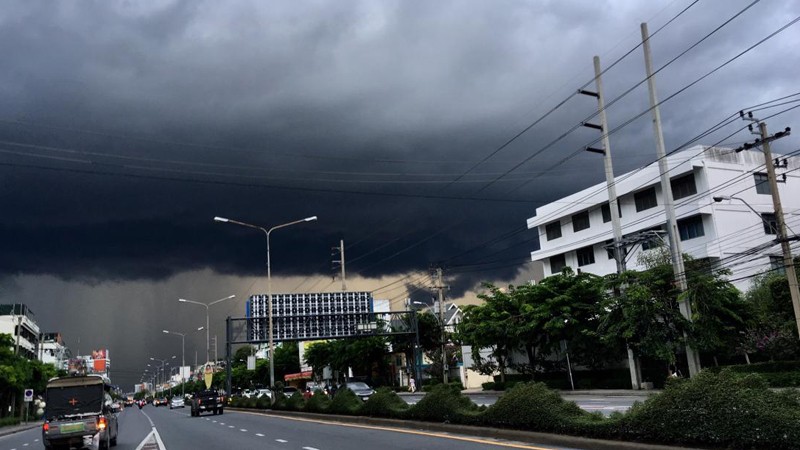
0 421 41 438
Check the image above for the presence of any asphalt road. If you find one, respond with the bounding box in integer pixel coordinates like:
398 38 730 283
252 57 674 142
0 405 597 450
401 393 642 415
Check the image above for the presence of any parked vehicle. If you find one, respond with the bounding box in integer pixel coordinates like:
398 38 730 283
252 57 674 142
344 381 375 401
282 386 299 398
42 374 119 450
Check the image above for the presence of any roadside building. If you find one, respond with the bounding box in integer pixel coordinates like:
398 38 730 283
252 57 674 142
39 332 71 369
0 303 40 360
527 146 800 288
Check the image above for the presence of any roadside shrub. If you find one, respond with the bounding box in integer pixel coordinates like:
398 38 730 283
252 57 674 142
273 391 304 411
618 369 800 449
245 397 258 408
481 382 495 391
256 395 271 409
482 382 597 433
407 383 481 424
0 416 20 427
706 361 800 387
304 391 331 413
328 389 363 415
361 387 410 418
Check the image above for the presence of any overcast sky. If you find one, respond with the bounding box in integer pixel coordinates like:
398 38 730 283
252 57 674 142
2 0 799 389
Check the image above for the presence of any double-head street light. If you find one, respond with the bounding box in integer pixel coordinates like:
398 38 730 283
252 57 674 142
214 215 318 388
163 327 203 397
179 295 236 364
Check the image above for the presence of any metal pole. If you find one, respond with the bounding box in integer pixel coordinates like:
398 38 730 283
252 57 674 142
226 317 232 397
592 56 641 390
205 306 210 364
340 239 347 291
181 334 185 398
267 228 275 389
642 22 701 377
437 268 447 384
759 121 800 336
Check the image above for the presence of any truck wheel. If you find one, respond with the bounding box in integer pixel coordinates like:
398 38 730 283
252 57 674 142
99 432 110 450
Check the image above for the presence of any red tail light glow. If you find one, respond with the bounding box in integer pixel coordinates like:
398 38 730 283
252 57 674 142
98 416 107 430
43 422 49 432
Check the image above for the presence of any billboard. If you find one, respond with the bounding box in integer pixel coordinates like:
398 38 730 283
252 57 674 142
246 291 374 342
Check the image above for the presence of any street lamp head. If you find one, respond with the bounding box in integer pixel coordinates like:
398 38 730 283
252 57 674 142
214 216 230 223
162 330 169 334
197 326 205 331
713 196 729 202
178 298 187 303
149 357 155 361
304 216 318 222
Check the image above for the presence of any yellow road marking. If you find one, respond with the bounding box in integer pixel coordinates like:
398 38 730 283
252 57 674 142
235 410 557 450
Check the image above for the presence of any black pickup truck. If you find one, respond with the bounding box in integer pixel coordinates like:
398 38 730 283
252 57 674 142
190 390 224 417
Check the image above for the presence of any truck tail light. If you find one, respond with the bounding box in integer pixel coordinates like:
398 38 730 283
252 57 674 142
98 416 107 430
43 422 49 432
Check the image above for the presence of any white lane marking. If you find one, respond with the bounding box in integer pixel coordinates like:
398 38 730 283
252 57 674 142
228 425 235 428
275 439 288 443
240 429 247 432
220 422 226 425
303 447 320 450
34 440 39 442
256 433 265 437
23 444 29 447
212 420 217 423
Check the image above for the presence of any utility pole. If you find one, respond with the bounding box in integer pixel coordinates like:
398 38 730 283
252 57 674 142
434 267 448 384
736 114 799 336
332 240 347 291
580 56 641 389
641 22 701 377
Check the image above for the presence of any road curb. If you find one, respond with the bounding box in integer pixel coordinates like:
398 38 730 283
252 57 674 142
0 422 40 438
228 408 704 450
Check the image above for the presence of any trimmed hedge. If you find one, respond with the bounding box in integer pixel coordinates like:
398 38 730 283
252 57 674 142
706 361 800 387
406 384 481 424
617 370 800 449
229 371 800 449
482 382 603 434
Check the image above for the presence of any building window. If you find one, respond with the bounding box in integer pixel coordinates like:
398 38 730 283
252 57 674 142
754 173 771 195
678 215 705 241
761 213 778 235
671 173 697 200
576 246 595 266
770 255 785 275
550 254 566 274
634 187 658 212
601 202 622 223
546 221 562 241
572 211 590 232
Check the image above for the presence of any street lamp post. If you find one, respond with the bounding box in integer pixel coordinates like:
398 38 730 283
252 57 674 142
179 295 235 364
163 327 203 398
214 215 318 388
150 356 175 395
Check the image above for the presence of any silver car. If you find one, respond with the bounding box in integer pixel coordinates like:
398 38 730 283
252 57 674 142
169 396 185 409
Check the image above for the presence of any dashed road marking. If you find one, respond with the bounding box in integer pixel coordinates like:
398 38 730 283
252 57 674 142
276 439 287 443
220 423 225 425
256 433 265 437
23 444 29 447
33 440 39 442
240 429 247 432
228 425 235 428
303 447 320 450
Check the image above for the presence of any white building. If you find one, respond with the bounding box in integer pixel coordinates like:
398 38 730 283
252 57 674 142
39 332 71 369
0 304 40 360
527 146 800 288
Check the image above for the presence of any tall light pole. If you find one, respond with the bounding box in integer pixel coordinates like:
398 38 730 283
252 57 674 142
179 295 235 363
214 215 318 388
163 327 203 398
150 356 175 395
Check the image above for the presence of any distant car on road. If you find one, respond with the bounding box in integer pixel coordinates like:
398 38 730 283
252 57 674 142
169 396 185 409
344 381 375 401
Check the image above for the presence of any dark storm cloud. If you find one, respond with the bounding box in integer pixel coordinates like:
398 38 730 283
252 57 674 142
2 1 800 388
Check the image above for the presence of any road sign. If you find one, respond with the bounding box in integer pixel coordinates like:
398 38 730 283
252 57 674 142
24 389 33 402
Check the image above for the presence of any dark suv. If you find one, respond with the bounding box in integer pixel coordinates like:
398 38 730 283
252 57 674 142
191 389 224 417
